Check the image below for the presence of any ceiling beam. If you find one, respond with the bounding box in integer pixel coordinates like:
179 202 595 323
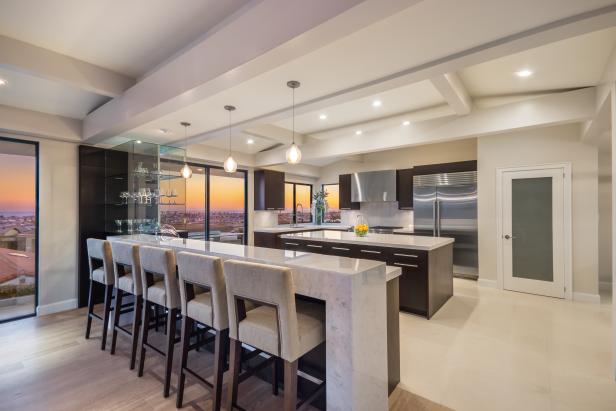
0 104 81 142
0 36 134 98
255 87 596 166
430 73 472 115
177 3 616 148
243 124 306 145
83 0 416 144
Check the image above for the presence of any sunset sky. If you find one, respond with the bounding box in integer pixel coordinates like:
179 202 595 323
0 153 35 213
185 173 245 212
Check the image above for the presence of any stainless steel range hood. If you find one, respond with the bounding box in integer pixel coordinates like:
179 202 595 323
351 170 397 202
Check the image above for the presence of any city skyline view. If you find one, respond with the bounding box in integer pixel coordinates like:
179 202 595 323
0 152 36 214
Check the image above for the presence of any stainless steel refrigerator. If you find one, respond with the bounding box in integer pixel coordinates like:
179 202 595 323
413 171 478 279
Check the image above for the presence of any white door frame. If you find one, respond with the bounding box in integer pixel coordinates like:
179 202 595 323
495 162 572 300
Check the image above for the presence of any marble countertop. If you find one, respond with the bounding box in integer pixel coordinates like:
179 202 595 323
392 227 414 234
280 230 454 251
253 224 352 233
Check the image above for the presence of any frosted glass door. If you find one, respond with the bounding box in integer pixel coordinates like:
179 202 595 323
502 168 565 298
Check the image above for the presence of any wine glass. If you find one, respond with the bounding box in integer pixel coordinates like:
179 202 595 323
115 219 123 233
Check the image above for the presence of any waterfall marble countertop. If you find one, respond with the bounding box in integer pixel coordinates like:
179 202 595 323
108 234 393 410
253 223 352 233
280 230 453 251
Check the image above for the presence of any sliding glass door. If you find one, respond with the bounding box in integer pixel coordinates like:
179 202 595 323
181 165 247 244
0 137 38 323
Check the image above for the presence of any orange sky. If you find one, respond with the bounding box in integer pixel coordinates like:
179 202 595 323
324 184 340 209
186 173 245 211
0 154 35 212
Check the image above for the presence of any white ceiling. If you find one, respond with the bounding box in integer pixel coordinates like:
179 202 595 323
0 66 108 119
199 134 279 155
274 81 444 135
0 0 249 78
459 26 616 97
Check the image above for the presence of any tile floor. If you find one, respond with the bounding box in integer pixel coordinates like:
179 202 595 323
399 279 615 411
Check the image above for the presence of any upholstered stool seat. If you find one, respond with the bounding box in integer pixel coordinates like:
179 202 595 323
224 259 326 411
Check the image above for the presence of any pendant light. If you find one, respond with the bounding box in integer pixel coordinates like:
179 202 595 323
180 122 193 179
286 80 302 164
223 105 238 173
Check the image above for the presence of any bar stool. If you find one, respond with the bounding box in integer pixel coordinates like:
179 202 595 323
175 251 229 410
109 241 143 369
85 238 115 350
137 245 181 397
224 259 326 411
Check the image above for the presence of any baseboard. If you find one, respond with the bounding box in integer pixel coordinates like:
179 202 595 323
477 279 497 288
599 281 612 293
37 298 78 316
572 292 601 304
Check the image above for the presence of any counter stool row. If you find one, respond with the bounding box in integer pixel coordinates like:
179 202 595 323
84 238 325 411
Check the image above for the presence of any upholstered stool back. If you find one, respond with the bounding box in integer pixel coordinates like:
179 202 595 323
86 238 114 285
111 241 142 296
177 252 228 331
139 246 179 309
224 259 302 362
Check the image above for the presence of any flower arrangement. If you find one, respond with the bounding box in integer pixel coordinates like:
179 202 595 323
354 224 369 237
313 189 328 225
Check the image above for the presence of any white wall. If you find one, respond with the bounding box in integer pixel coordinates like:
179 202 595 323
3 133 79 315
477 124 599 295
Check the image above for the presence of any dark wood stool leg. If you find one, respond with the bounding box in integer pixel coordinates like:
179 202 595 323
176 315 193 408
226 338 242 411
272 357 279 396
110 289 124 355
100 284 114 351
212 328 229 411
85 280 94 339
163 308 178 398
155 305 160 331
129 295 143 370
138 300 152 377
283 359 298 411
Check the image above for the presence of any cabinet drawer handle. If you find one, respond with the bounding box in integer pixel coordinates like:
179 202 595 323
307 244 323 248
285 242 299 246
266 208 275 210
332 247 350 251
360 249 381 254
393 253 418 258
394 263 418 268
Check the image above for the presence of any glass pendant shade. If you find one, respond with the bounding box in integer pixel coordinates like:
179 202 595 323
224 155 237 173
286 143 302 164
180 162 193 179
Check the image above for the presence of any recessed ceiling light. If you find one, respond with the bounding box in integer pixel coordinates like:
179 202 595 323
319 114 327 120
197 168 204 171
0 78 7 87
158 128 170 134
402 120 410 126
246 138 254 145
355 130 362 135
515 69 533 78
372 100 382 108
136 140 142 144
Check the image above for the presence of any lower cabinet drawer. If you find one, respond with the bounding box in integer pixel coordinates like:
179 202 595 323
355 246 389 262
398 266 427 316
328 244 354 257
282 240 304 251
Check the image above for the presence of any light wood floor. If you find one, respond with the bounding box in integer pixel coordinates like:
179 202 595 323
0 307 449 411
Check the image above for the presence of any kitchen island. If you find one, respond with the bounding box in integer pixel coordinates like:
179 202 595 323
108 234 398 411
280 230 454 318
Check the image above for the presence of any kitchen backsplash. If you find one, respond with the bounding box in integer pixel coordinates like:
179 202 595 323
341 202 413 228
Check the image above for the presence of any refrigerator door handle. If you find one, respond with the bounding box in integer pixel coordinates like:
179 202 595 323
432 199 436 236
436 199 441 237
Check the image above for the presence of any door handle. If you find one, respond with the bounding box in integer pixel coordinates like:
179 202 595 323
307 244 323 248
332 247 350 251
432 200 436 236
360 249 381 254
503 234 516 240
436 199 441 237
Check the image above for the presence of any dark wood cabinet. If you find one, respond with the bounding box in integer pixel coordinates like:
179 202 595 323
396 168 414 210
339 174 360 210
412 160 477 176
254 169 285 210
281 239 453 319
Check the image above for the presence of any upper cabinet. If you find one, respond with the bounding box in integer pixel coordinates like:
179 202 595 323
412 160 477 176
396 168 414 210
339 174 360 210
254 169 285 210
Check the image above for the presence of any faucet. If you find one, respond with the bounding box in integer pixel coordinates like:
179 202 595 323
296 203 304 224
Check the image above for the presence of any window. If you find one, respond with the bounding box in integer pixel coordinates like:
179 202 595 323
164 163 247 244
323 183 341 223
0 137 38 323
277 182 313 224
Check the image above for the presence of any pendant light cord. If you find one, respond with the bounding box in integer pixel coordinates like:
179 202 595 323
184 124 188 162
292 87 295 145
228 109 232 155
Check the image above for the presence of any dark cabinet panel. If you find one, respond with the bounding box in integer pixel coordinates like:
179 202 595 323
396 168 414 210
254 232 281 249
254 169 285 210
339 174 360 210
412 160 477 176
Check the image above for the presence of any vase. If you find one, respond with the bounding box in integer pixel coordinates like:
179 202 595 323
315 208 323 225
